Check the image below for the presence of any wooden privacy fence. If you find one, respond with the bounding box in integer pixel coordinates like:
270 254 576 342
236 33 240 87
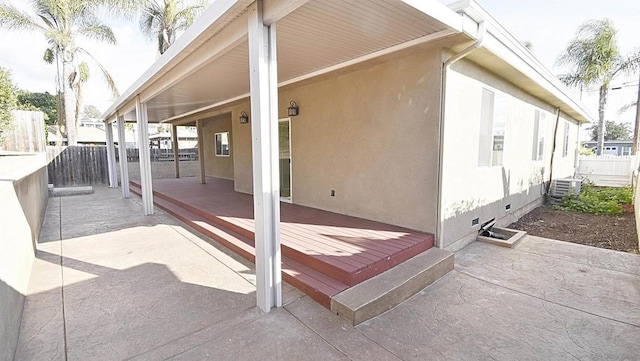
46 146 201 186
1 110 46 152
577 155 640 187
47 146 109 186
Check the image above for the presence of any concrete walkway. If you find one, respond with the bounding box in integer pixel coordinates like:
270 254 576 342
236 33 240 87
15 187 640 360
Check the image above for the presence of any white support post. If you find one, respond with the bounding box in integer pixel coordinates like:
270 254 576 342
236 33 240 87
136 97 154 215
117 117 130 198
172 124 180 178
105 121 118 188
196 119 206 184
248 1 282 312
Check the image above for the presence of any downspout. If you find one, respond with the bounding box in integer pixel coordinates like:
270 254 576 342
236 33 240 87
545 107 561 195
574 121 581 178
435 21 486 249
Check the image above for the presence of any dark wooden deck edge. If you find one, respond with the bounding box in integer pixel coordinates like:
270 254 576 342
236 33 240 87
131 185 349 308
130 181 434 308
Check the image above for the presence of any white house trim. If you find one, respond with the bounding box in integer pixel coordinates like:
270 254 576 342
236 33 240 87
263 0 311 25
105 123 118 188
448 0 593 123
401 0 464 32
248 1 282 312
116 117 130 199
135 98 154 215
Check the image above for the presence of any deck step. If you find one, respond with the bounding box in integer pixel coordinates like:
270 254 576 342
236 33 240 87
130 183 348 307
330 248 454 325
130 181 374 286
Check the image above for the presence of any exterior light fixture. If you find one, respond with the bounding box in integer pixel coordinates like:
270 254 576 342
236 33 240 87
239 111 249 124
287 101 299 117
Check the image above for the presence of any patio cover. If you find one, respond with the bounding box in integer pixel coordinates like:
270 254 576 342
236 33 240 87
100 0 593 313
100 0 468 314
102 0 465 124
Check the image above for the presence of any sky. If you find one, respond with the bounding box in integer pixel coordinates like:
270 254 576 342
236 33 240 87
0 0 638 126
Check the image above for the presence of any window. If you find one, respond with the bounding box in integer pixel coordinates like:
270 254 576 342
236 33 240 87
215 132 230 156
532 110 546 161
622 147 631 156
478 89 506 167
562 121 570 157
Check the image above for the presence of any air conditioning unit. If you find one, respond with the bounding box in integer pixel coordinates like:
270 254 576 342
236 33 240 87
550 178 582 198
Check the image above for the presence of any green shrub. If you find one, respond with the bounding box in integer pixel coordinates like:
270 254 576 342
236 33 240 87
557 183 633 215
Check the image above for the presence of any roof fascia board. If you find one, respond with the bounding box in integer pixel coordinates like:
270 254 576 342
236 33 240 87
263 0 312 25
451 0 594 122
161 93 251 123
400 0 463 32
101 0 251 121
481 35 590 121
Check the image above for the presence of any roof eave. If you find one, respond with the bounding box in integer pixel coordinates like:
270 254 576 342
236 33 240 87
448 0 594 124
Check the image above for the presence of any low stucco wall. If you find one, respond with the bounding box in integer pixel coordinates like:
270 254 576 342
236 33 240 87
634 171 640 251
0 153 48 361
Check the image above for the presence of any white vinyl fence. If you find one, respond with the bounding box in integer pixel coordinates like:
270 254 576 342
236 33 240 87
577 155 640 187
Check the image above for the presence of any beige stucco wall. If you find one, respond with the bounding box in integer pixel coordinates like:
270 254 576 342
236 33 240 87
203 45 444 233
441 59 581 250
202 113 234 180
279 48 441 232
229 101 253 194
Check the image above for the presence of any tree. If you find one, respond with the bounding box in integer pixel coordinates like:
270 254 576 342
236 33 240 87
17 91 57 125
588 120 631 141
0 67 18 135
556 19 640 155
82 104 102 120
0 0 136 145
139 0 206 55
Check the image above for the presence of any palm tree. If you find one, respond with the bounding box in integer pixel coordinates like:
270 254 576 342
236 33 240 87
0 0 136 145
139 0 206 55
557 19 640 155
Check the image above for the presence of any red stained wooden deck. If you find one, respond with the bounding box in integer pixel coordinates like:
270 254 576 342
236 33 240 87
129 177 434 308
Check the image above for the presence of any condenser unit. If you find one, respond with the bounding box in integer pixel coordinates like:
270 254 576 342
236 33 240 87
550 178 582 198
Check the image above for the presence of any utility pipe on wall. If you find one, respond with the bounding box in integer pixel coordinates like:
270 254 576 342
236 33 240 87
435 20 486 249
546 107 562 195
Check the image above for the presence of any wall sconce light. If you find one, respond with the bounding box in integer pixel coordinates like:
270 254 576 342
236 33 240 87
239 111 249 124
287 101 299 117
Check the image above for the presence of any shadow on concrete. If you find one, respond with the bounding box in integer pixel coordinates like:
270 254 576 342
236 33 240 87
18 249 257 360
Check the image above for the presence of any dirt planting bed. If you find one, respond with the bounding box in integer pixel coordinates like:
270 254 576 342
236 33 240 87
509 205 639 254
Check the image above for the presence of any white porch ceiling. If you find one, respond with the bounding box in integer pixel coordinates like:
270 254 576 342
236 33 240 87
120 0 459 122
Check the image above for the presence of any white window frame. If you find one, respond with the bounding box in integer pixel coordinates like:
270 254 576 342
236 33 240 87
214 132 230 157
532 110 546 161
622 147 631 156
562 121 570 157
478 88 506 167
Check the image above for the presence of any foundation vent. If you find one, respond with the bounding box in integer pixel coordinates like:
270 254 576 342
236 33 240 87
550 178 582 198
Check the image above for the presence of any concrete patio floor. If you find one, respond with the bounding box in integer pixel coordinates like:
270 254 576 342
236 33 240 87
14 186 640 360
